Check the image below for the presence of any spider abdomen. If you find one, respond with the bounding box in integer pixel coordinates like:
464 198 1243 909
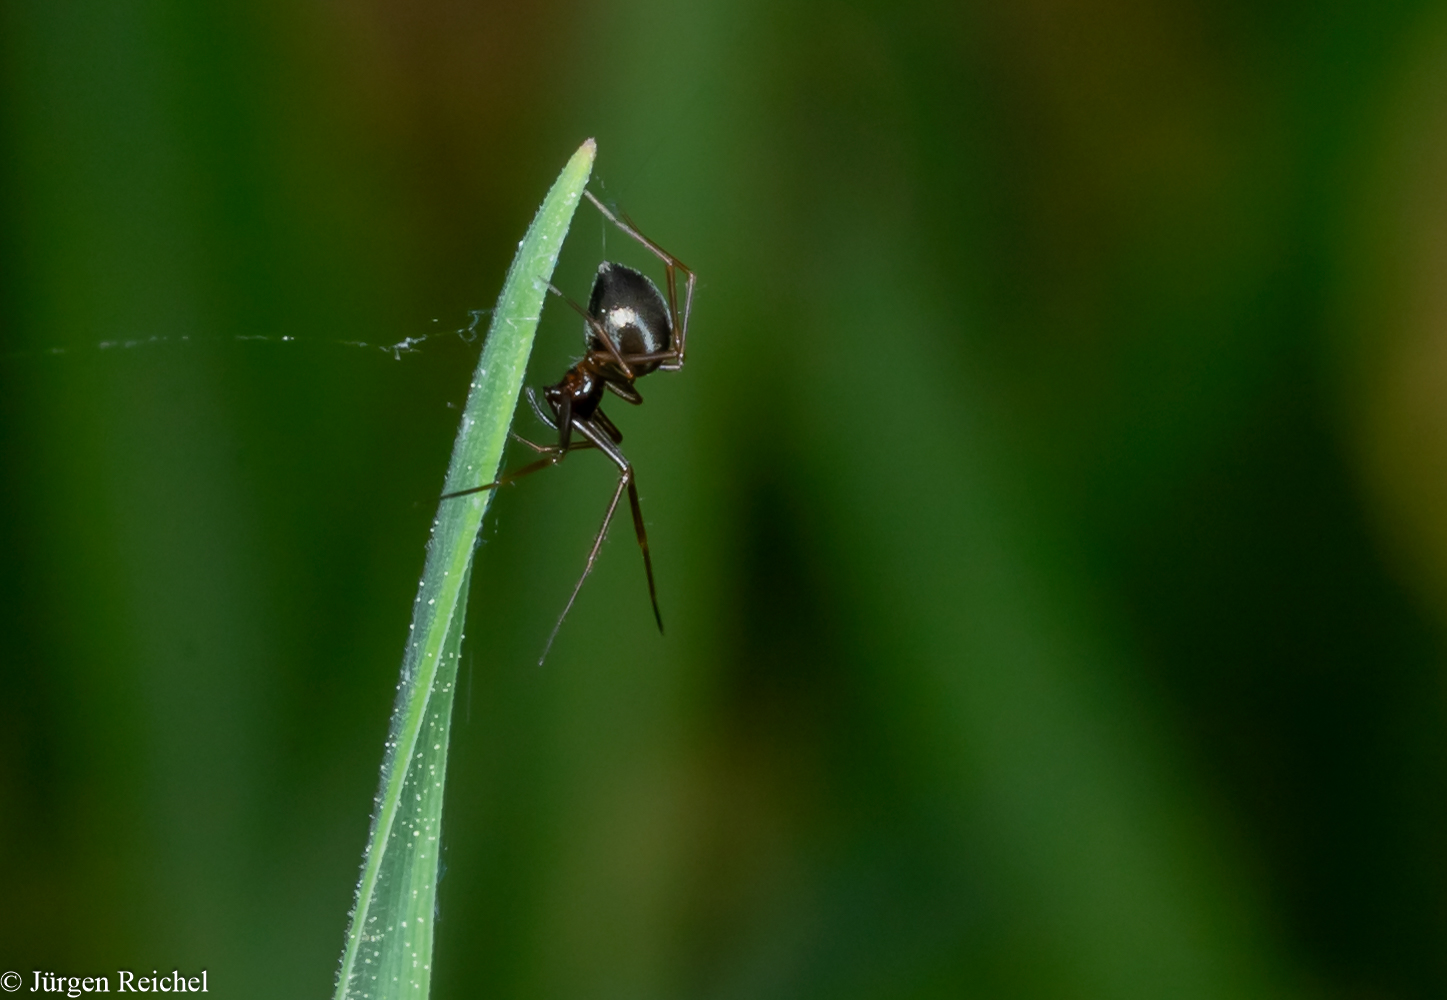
587 262 672 375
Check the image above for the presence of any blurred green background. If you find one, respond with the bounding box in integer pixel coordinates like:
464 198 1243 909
4 0 1447 997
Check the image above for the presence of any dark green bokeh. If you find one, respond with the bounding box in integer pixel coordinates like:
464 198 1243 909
3 1 1446 997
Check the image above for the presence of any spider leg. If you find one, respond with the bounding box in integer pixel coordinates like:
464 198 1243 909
546 281 635 379
439 451 563 500
556 392 574 451
442 390 583 500
609 350 676 368
584 190 695 370
510 430 594 455
526 387 557 430
536 415 662 665
602 379 643 406
591 406 624 443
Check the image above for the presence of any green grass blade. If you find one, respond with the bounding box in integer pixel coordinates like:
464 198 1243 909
334 138 596 1000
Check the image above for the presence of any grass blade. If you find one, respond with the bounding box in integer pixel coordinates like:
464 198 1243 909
334 138 596 1000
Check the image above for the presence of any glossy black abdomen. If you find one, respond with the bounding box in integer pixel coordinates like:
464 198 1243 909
586 262 672 376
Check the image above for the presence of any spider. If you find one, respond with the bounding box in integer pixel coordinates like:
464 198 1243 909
442 191 695 663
